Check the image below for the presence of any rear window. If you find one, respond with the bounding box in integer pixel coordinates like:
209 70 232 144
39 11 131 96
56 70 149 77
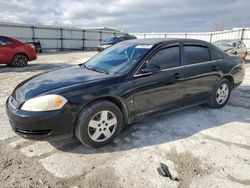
184 45 211 65
0 37 12 45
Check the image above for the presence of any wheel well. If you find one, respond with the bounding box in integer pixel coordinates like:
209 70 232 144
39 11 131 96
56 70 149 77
98 96 129 124
12 53 29 61
223 75 234 87
76 96 129 126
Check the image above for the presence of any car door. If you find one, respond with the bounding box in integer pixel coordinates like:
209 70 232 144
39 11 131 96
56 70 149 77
182 43 221 104
0 37 14 64
131 44 186 117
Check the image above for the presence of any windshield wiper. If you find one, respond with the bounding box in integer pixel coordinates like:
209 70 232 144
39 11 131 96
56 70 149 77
92 67 108 74
83 64 109 75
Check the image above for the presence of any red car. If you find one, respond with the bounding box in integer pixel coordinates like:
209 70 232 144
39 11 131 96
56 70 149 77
0 36 37 67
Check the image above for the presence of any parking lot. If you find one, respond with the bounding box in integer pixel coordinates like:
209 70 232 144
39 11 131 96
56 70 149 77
0 51 250 188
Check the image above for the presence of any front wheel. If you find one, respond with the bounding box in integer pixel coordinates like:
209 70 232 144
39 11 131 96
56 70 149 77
75 100 123 148
207 79 232 108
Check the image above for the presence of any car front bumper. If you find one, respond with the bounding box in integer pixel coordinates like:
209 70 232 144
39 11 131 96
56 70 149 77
6 97 76 140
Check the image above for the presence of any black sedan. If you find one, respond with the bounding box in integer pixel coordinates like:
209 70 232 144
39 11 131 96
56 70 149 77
6 39 245 147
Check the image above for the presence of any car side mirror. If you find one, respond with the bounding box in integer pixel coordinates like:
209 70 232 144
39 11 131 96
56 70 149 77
141 63 160 74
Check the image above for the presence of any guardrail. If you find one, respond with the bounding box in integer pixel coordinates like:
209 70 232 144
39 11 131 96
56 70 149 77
132 28 250 50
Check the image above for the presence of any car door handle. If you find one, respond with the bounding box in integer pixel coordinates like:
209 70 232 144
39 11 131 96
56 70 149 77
212 65 219 71
174 73 184 79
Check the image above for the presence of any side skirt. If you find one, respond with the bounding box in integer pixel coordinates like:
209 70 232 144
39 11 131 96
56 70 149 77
132 100 207 124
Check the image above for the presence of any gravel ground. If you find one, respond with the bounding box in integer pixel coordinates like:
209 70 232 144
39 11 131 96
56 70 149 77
0 52 250 188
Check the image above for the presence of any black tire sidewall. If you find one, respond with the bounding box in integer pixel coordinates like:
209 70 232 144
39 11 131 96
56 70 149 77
12 54 28 67
75 100 123 148
210 79 232 108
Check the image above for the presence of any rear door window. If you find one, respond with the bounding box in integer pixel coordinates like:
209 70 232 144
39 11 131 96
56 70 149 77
184 45 211 65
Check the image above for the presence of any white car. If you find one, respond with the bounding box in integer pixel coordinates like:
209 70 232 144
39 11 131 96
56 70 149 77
213 39 248 59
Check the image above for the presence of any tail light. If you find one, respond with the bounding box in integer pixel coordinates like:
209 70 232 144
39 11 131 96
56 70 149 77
29 44 36 49
28 44 35 49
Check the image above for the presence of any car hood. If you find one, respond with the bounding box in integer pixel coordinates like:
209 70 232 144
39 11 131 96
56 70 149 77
13 65 110 103
218 46 234 52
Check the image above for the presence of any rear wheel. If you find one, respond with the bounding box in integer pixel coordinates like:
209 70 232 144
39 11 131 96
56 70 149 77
75 100 123 148
12 54 28 67
207 79 232 108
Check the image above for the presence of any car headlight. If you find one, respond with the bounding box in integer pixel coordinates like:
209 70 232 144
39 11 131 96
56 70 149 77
21 94 67 111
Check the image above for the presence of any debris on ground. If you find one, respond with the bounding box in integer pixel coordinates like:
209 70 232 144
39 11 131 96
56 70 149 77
157 163 179 181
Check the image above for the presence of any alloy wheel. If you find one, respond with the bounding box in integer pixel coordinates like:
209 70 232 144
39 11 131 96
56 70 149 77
13 55 28 66
88 110 117 142
216 83 229 105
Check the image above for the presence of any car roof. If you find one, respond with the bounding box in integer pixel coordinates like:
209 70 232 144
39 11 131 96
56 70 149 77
0 35 13 39
124 38 210 46
116 34 134 38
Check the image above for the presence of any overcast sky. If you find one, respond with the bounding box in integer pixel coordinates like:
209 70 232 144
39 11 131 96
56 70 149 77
0 0 250 32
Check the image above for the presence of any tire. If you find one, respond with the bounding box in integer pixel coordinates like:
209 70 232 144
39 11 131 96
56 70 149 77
12 54 28 67
206 79 232 108
75 100 123 148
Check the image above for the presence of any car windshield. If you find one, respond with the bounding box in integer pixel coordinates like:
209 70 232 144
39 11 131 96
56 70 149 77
214 40 237 48
103 36 119 43
84 42 152 75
